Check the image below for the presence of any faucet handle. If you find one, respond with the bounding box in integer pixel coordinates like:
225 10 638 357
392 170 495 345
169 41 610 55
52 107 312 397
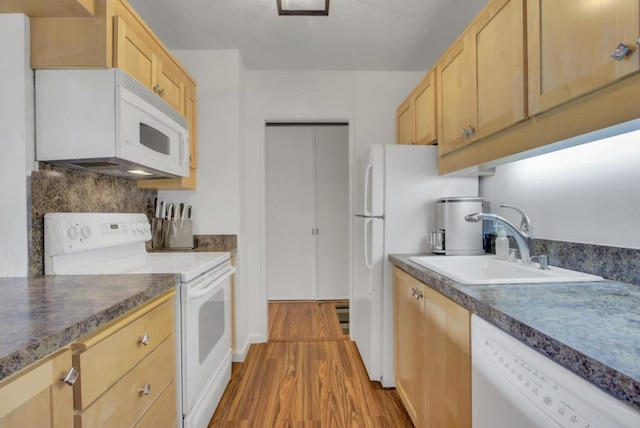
500 204 533 234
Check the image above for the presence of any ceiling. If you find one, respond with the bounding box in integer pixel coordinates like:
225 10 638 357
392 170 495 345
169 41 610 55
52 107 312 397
128 0 488 71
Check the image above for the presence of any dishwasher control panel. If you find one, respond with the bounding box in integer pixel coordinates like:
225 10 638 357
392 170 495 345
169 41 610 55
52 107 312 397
471 315 640 428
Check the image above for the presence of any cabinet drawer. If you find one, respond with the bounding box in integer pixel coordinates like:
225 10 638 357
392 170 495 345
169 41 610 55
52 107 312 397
75 334 175 428
134 379 177 428
73 296 174 409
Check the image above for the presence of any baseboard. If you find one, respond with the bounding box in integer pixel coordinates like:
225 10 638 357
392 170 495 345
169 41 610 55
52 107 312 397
232 333 265 362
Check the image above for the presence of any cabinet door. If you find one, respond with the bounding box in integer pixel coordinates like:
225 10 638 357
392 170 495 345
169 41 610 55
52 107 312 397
437 33 476 156
113 16 156 91
396 97 415 145
393 268 425 426
528 0 640 115
0 348 74 428
157 57 186 114
185 83 198 169
473 0 526 140
413 71 437 145
423 286 471 428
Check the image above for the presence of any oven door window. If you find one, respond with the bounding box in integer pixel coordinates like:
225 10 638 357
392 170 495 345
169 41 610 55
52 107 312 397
140 123 170 155
198 290 225 364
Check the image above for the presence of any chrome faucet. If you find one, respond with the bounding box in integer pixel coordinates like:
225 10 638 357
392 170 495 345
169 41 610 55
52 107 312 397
465 206 535 265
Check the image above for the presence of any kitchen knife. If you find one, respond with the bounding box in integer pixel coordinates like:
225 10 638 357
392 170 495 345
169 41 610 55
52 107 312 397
160 201 166 220
187 205 192 219
154 198 159 218
179 203 185 221
167 203 173 221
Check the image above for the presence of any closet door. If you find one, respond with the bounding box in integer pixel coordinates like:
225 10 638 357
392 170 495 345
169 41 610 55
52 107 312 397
315 126 349 300
266 126 316 300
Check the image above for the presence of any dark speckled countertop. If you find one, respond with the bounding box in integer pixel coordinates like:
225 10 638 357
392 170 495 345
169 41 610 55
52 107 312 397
0 274 178 381
390 254 640 409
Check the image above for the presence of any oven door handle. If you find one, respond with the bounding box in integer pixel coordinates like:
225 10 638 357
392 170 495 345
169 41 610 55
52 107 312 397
184 266 236 302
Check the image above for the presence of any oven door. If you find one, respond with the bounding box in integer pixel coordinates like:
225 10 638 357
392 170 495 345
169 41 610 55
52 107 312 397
180 262 235 417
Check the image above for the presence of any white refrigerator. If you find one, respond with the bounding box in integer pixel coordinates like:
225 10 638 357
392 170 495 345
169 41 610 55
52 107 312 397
351 144 478 387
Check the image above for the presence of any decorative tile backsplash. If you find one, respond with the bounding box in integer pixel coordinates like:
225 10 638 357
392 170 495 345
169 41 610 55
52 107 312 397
194 235 237 252
535 239 640 287
29 164 157 275
484 233 640 287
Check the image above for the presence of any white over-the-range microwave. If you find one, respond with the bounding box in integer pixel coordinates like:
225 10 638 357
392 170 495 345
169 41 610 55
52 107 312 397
35 68 189 179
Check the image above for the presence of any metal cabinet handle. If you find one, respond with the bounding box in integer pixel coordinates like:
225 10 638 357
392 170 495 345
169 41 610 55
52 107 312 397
611 43 632 61
152 84 160 93
61 367 79 386
461 125 476 137
138 383 152 396
139 333 150 346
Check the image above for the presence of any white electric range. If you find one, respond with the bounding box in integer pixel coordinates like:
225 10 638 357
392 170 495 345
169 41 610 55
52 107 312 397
44 212 234 428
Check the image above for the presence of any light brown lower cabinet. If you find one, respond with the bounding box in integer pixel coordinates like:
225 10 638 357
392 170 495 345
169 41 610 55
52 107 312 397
72 290 177 427
0 348 74 428
0 291 177 428
394 267 471 428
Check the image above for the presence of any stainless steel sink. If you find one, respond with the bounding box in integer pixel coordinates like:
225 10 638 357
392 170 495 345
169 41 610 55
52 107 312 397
409 255 603 285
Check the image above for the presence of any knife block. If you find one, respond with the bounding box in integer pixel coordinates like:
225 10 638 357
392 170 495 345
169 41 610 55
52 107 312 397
164 219 194 249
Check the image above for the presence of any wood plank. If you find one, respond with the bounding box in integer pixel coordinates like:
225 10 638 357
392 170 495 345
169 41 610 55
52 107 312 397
268 301 348 341
210 301 411 427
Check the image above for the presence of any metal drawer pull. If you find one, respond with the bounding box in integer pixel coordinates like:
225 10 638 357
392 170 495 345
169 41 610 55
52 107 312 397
61 367 79 386
139 333 150 346
611 43 632 61
138 383 152 396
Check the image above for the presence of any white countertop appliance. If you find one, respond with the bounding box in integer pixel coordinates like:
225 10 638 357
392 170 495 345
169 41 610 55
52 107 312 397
472 315 640 427
351 144 478 387
44 212 234 428
36 69 189 179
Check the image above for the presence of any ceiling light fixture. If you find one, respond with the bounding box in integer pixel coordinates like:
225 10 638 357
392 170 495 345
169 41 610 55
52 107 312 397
277 0 329 16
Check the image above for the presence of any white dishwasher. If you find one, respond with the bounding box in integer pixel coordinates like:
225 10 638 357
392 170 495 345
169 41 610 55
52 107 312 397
471 315 640 428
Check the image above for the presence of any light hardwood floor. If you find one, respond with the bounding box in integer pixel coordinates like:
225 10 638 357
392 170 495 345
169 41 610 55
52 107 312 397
209 301 413 427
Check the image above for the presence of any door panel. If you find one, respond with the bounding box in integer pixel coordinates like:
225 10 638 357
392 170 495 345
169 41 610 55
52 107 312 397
266 127 316 300
314 126 349 300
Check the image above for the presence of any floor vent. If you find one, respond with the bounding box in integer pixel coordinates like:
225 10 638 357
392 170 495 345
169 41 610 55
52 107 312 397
335 304 349 335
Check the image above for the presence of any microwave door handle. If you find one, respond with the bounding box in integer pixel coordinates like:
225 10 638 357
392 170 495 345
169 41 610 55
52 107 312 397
180 133 189 168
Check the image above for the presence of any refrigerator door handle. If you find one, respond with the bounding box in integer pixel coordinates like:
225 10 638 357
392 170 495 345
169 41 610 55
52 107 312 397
354 214 384 219
363 161 373 216
364 218 373 269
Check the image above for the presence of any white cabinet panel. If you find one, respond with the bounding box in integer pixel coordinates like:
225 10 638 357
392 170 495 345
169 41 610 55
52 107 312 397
266 126 316 300
315 126 349 300
265 125 349 300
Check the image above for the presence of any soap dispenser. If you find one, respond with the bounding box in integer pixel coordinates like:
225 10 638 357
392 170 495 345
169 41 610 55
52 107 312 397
495 226 509 260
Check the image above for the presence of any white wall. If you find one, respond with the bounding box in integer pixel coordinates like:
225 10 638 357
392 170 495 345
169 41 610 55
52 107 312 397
159 50 241 235
0 15 33 276
480 129 640 249
240 70 424 344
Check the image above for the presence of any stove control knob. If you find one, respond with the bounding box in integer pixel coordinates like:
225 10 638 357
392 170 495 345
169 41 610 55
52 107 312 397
131 223 139 233
142 222 151 232
81 225 91 239
67 226 79 240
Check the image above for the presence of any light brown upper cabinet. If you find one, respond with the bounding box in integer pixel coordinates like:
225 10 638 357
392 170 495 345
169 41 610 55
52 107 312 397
396 71 437 145
30 0 199 190
528 0 640 115
396 97 415 145
413 71 438 145
437 0 527 157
